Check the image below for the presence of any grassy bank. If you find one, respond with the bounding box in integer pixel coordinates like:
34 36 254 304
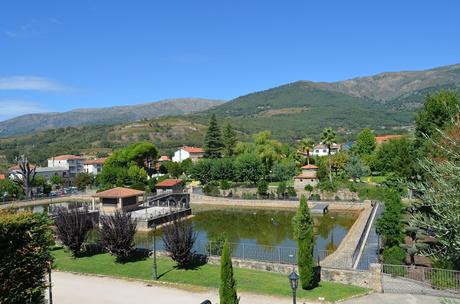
52 249 369 302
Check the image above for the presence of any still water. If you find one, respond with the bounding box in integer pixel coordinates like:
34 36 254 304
17 202 357 256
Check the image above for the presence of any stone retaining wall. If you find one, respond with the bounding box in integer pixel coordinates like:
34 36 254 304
206 255 381 291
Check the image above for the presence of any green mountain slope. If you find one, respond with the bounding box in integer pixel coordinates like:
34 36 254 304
0 98 225 137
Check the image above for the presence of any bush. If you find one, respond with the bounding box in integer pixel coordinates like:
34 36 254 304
318 180 337 192
220 240 239 304
310 193 321 201
383 246 405 265
203 183 220 196
54 207 94 255
100 210 137 260
220 180 231 190
287 186 297 198
376 191 404 248
431 269 459 290
0 210 54 304
257 179 268 197
304 184 313 192
277 182 287 198
162 216 197 268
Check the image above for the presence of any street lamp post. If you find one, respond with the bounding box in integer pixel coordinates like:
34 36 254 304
288 269 299 304
152 223 158 280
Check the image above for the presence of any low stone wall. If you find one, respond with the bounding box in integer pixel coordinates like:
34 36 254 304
207 255 381 291
190 194 365 211
0 194 94 209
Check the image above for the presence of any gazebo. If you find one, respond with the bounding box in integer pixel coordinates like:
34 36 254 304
94 187 144 213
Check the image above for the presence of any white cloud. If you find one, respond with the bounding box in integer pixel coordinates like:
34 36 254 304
0 76 71 92
0 100 49 122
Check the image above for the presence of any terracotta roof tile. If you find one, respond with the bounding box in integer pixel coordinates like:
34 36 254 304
94 187 144 198
84 158 107 165
294 173 317 179
301 164 319 169
182 146 204 153
156 179 183 187
159 155 170 161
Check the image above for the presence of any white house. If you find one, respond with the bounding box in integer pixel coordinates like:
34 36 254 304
48 155 85 177
312 143 341 157
172 147 205 163
293 164 319 189
84 158 107 175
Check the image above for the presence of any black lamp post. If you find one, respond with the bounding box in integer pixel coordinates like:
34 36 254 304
288 269 299 304
152 223 158 280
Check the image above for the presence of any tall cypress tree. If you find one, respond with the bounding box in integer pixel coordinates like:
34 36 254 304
222 122 237 157
293 195 316 290
220 240 239 304
204 114 223 158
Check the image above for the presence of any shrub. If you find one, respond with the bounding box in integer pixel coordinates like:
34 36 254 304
54 207 94 255
0 210 54 304
276 182 287 198
220 240 239 304
203 183 220 196
431 269 459 290
318 180 337 192
257 179 268 197
304 184 313 192
376 190 404 248
220 180 231 190
100 210 137 260
310 193 321 201
287 186 297 198
162 216 197 268
383 246 405 265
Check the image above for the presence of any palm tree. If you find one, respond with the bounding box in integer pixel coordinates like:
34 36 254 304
298 138 315 165
321 128 336 183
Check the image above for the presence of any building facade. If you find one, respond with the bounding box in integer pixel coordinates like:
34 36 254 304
48 155 85 177
84 158 107 175
293 164 319 189
172 147 205 163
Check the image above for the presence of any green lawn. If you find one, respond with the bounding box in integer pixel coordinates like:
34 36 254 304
52 249 369 302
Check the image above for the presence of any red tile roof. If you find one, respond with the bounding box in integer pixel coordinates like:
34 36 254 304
294 173 318 179
156 179 183 188
375 135 402 145
49 154 84 161
302 164 319 169
182 146 204 153
84 158 107 165
94 187 145 198
0 174 5 180
159 155 170 161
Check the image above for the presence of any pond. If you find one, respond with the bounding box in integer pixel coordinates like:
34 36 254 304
16 202 357 262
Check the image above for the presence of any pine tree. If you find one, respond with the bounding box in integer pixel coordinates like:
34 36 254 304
293 195 316 290
204 114 223 158
222 122 237 157
220 240 239 304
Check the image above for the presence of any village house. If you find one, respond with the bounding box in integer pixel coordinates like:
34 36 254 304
84 158 107 175
312 143 341 157
293 164 319 190
156 179 184 194
172 146 204 163
48 154 85 177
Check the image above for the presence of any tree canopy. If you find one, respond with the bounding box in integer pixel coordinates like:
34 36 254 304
354 128 376 156
204 114 223 158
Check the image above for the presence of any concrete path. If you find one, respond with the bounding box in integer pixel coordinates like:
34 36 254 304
341 293 446 304
51 272 293 304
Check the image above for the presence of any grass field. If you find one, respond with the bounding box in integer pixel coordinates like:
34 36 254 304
52 249 369 302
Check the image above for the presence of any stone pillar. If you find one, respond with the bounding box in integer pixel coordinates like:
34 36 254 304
369 263 382 292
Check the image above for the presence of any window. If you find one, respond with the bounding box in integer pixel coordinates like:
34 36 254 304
323 149 327 153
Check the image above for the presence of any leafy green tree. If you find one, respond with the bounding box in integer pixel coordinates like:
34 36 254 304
74 173 94 190
204 114 223 158
222 122 238 157
276 181 287 198
234 153 263 183
293 195 316 289
345 155 370 182
298 137 315 165
0 178 23 200
219 240 239 304
191 159 214 184
354 128 376 156
164 161 183 179
415 90 460 148
50 174 63 187
331 151 349 176
271 158 297 182
321 128 336 183
374 137 416 179
411 121 460 265
0 210 54 304
211 158 235 181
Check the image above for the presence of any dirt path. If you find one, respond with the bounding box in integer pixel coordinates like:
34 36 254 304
50 271 295 304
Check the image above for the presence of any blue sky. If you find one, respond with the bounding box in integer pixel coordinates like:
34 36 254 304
1 0 460 121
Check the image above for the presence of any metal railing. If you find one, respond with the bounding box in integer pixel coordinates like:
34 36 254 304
382 264 460 294
351 201 380 267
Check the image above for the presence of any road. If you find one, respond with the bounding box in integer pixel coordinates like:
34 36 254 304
50 272 447 304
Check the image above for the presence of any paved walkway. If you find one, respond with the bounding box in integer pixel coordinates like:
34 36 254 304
50 272 448 304
50 272 293 304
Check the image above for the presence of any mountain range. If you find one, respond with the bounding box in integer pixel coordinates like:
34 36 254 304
0 98 225 137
